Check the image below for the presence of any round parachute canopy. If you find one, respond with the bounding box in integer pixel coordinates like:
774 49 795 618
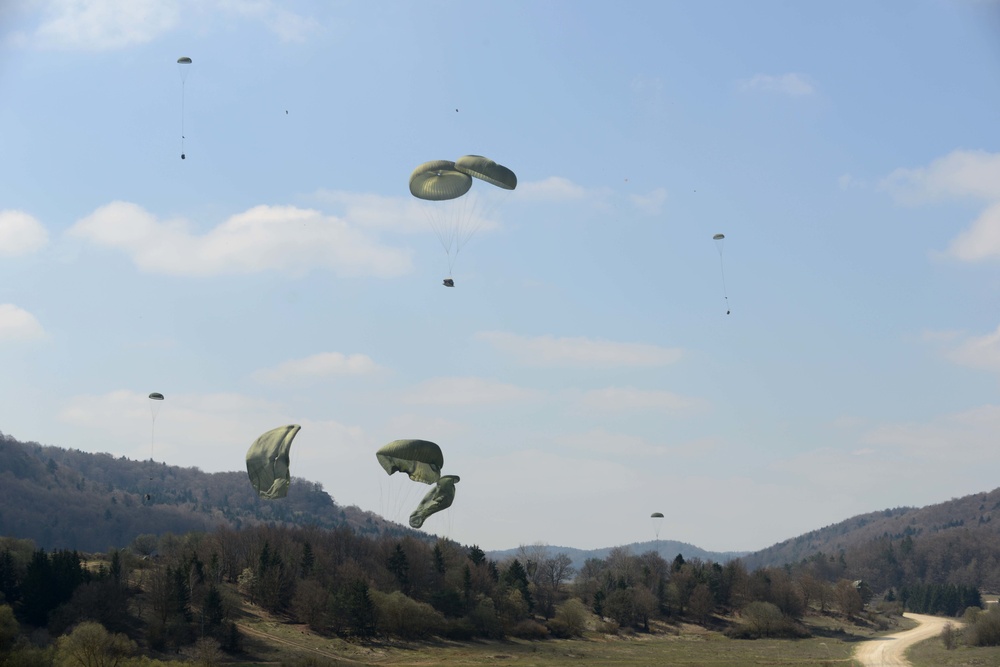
409 475 460 529
713 233 725 241
455 155 517 190
376 439 443 484
651 512 664 518
409 160 473 201
246 424 300 500
149 392 164 400
177 57 192 65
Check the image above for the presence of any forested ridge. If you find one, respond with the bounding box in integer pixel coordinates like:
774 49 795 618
0 431 403 552
4 430 1000 662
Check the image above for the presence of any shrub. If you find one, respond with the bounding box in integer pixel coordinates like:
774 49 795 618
468 597 504 639
551 598 589 637
370 590 446 639
940 623 959 650
966 606 1000 646
595 619 620 635
509 620 549 640
728 602 809 639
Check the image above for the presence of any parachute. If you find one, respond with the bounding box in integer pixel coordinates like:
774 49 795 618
409 155 516 281
409 474 460 529
246 424 300 499
148 392 164 463
146 392 164 490
651 511 664 542
713 233 730 315
177 57 192 159
376 439 443 484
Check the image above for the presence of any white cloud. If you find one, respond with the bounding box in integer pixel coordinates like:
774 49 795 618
944 324 1000 372
516 177 589 202
861 404 1000 461
315 189 500 236
57 388 367 474
252 352 382 383
738 73 815 97
214 0 320 42
945 201 1000 261
837 174 865 191
67 201 412 277
0 304 46 341
7 0 319 50
881 150 1000 262
476 331 683 368
552 428 673 457
881 149 1000 205
0 210 48 256
629 187 667 215
20 0 181 51
403 376 542 406
578 386 701 413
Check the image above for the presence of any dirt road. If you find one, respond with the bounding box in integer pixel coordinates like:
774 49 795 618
853 612 957 667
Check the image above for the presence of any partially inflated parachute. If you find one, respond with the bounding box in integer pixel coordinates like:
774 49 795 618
246 424 300 499
409 155 516 280
376 439 443 484
409 474 460 529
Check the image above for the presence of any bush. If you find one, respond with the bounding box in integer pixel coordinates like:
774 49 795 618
941 623 959 650
727 602 810 639
371 590 446 639
966 606 1000 646
468 597 504 639
440 618 476 641
595 619 620 635
509 620 549 640
551 598 589 638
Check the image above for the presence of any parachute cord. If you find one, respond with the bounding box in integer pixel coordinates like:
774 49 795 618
717 252 730 314
180 80 186 157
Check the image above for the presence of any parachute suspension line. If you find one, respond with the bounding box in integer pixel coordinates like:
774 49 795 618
177 57 192 160
713 233 730 315
180 78 186 158
717 252 730 314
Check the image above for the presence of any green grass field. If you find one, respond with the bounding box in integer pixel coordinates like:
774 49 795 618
232 612 875 667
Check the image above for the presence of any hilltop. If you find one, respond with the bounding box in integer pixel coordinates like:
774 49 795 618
0 430 413 552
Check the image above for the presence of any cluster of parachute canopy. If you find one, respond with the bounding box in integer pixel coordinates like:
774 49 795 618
409 155 516 281
376 439 458 529
241 427 458 531
147 393 456 530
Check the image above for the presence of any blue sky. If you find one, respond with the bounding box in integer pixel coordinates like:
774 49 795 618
1 0 999 553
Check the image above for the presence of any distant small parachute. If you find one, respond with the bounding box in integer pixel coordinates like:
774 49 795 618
651 512 664 540
148 392 164 461
246 425 300 499
147 392 164 485
713 233 730 315
409 155 516 281
376 439 443 484
409 474 460 529
177 57 192 159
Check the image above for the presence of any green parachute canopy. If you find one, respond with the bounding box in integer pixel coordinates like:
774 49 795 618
409 475 460 529
376 439 443 484
455 155 517 190
148 392 164 400
409 160 473 201
651 512 664 518
246 424 300 499
409 155 516 278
